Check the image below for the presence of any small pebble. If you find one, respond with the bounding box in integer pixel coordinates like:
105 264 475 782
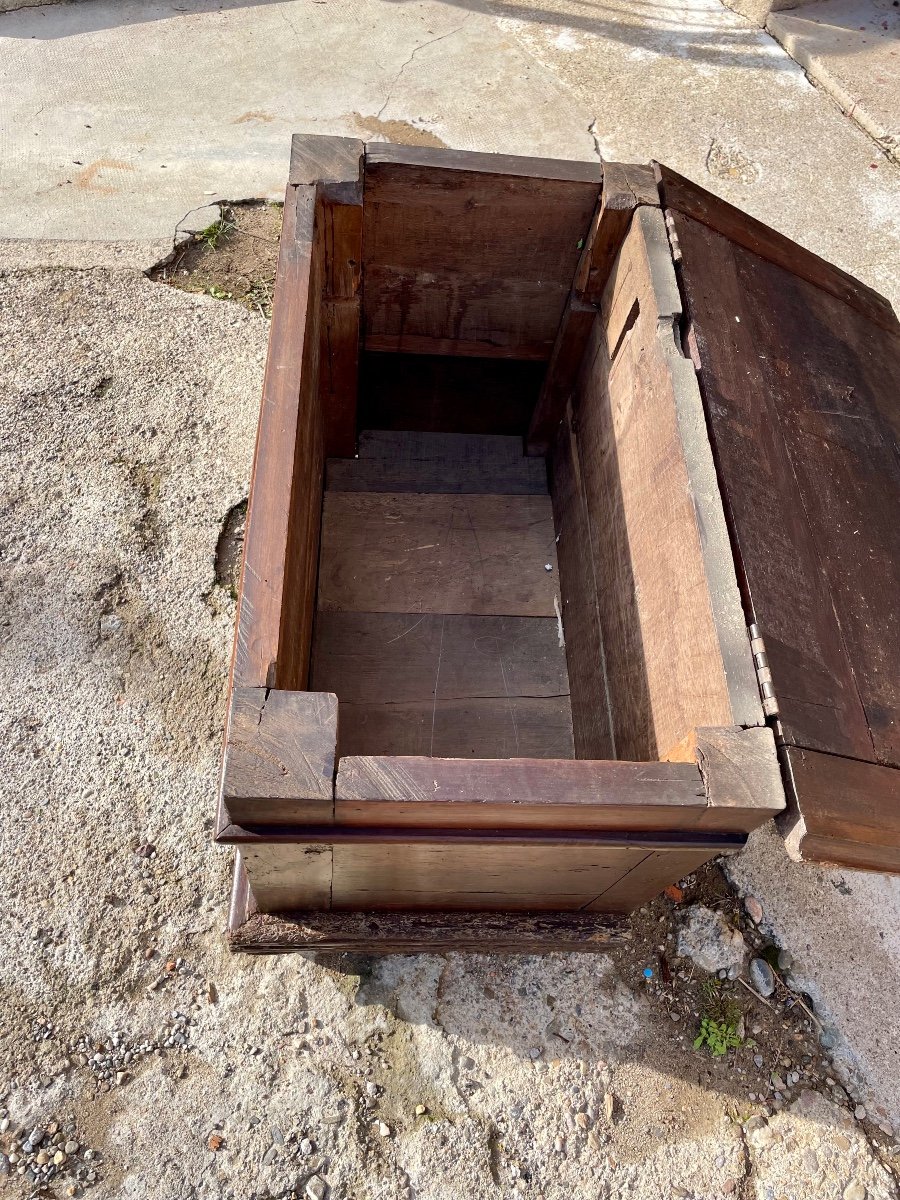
745 896 763 924
414 1105 426 1116
377 1122 390 1138
855 1105 867 1121
749 958 776 998
207 1134 225 1152
300 1138 314 1156
753 1054 764 1068
305 1176 327 1200
843 1183 866 1200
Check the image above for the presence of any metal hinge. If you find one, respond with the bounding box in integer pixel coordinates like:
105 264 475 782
748 622 779 718
664 212 682 263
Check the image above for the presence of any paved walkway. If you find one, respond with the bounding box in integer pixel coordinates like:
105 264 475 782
1 0 898 303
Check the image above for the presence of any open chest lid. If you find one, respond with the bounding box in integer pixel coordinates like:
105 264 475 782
651 166 900 873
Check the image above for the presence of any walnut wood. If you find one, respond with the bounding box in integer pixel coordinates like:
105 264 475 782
311 612 568 702
673 210 900 764
362 146 599 360
317 492 560 617
549 406 615 758
527 295 597 455
364 143 604 183
581 847 725 912
657 163 897 333
335 755 705 829
570 208 738 759
573 162 660 304
232 182 323 690
220 687 338 826
334 743 782 832
327 431 547 494
333 697 575 760
363 331 552 361
667 726 784 827
779 747 900 872
290 133 365 189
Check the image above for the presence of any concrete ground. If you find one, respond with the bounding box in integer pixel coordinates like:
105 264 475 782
768 0 900 162
1 1 900 1198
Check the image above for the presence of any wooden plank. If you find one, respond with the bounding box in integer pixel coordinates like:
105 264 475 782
334 697 574 759
326 431 547 494
358 353 543 436
527 295 597 455
358 429 530 461
220 687 338 827
572 208 737 759
329 841 648 910
656 163 897 333
233 182 323 689
365 142 604 183
364 331 551 361
581 847 724 913
290 136 364 456
574 161 660 304
290 133 365 189
361 269 565 361
240 842 333 912
317 493 560 616
228 858 628 954
548 408 615 759
311 613 568 703
666 726 784 828
289 136 365 458
362 152 599 359
673 212 881 761
335 755 705 829
335 744 781 832
780 747 900 872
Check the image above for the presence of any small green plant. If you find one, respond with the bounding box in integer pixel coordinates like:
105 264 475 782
197 215 235 250
694 1015 743 1057
206 285 233 300
694 978 745 1057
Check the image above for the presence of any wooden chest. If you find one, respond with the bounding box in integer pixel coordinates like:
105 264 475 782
216 136 900 954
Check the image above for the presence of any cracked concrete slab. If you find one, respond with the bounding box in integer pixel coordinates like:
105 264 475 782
768 0 900 161
1 264 898 1200
2 0 898 309
2 0 900 1194
0 0 593 247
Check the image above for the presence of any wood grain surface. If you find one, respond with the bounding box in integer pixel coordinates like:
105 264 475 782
674 210 899 764
362 147 599 360
317 492 560 616
327 430 547 494
570 208 735 759
232 182 324 690
221 687 338 826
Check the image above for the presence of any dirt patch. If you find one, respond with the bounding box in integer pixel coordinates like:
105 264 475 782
353 114 447 147
612 862 898 1168
214 500 247 598
149 202 282 317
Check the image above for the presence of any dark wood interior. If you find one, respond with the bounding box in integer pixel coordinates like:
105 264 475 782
312 414 574 760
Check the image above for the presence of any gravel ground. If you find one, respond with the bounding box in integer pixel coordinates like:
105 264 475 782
1 266 898 1200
